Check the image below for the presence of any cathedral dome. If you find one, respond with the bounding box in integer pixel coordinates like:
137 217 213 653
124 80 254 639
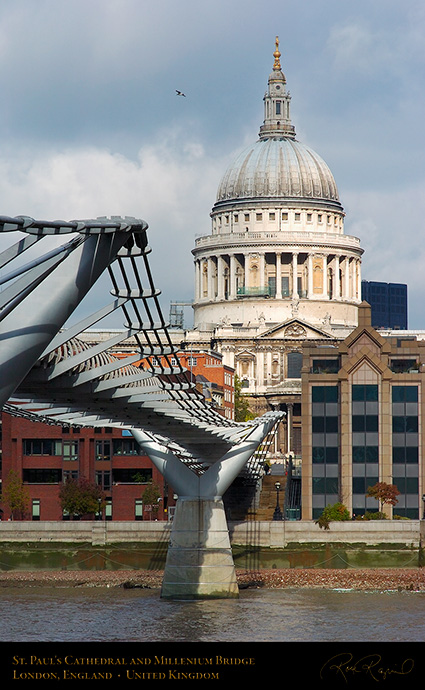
216 136 341 206
213 37 342 213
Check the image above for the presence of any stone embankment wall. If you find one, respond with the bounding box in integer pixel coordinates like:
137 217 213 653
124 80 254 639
0 520 423 548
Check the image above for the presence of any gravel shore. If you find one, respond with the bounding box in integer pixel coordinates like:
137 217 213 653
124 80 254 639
0 568 425 591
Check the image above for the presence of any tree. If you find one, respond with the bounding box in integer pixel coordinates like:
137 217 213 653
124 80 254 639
2 470 30 520
366 482 400 513
59 477 105 519
234 374 255 422
142 481 162 520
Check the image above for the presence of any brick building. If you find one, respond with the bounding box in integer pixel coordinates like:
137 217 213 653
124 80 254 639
0 346 235 521
0 414 172 521
146 349 235 420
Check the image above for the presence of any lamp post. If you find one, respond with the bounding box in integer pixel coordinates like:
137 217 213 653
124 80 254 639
273 481 283 521
422 494 425 520
97 497 103 521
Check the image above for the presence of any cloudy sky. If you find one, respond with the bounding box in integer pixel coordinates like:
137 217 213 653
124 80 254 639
0 0 424 327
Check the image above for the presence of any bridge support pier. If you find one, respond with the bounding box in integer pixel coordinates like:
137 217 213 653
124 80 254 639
160 496 238 600
131 417 279 600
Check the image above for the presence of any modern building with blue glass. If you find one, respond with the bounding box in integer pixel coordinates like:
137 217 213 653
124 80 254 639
361 280 408 330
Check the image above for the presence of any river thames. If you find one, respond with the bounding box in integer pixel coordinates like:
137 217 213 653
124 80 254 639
2 586 425 685
1 585 425 643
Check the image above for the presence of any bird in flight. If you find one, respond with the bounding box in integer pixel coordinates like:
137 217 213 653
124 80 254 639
176 90 186 97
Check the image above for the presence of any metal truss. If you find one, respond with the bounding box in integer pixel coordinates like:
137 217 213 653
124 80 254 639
0 215 283 473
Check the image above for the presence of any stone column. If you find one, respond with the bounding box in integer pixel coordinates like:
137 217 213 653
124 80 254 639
307 254 314 298
292 253 299 299
229 254 237 298
217 256 225 299
275 252 282 298
256 350 265 387
259 252 266 292
322 255 328 299
194 260 200 301
344 257 350 299
356 259 361 300
334 255 340 299
207 257 214 300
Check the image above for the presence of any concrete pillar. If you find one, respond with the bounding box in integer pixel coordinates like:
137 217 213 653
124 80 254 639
161 497 239 600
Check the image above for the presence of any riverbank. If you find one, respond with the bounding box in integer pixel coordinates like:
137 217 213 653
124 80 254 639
0 568 425 591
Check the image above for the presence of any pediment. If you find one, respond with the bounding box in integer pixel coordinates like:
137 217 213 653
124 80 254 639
235 349 256 360
259 318 334 341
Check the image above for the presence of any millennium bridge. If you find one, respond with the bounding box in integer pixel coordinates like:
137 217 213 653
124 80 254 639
0 215 282 599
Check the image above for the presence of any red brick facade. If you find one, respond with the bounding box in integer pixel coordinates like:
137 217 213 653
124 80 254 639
0 414 174 522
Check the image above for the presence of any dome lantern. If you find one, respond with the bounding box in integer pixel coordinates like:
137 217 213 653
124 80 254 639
259 36 296 141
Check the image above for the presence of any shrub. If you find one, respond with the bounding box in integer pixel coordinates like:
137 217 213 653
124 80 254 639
364 511 387 520
315 502 350 530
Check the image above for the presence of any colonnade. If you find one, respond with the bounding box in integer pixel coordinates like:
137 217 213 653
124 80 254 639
194 250 362 303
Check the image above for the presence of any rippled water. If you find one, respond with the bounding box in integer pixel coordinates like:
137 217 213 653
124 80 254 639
1 586 425 642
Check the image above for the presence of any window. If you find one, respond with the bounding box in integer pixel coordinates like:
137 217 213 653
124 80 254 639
95 440 111 461
23 469 62 484
352 384 379 513
281 276 290 296
32 499 40 521
63 469 78 483
311 358 340 374
244 213 250 222
63 441 79 461
112 468 153 483
269 212 275 221
135 499 143 521
311 385 340 512
23 439 62 456
275 101 281 115
282 212 288 221
95 471 111 491
112 439 142 455
390 359 418 373
392 385 419 517
256 213 262 221
287 352 302 379
295 213 301 221
105 499 112 521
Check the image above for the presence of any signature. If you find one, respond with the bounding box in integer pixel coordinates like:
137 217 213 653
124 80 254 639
320 652 414 683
